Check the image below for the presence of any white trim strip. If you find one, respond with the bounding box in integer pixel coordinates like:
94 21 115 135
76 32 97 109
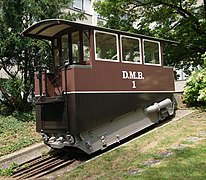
63 90 174 94
35 91 174 97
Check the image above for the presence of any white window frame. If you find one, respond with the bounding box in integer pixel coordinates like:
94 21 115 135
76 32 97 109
94 30 119 62
73 0 91 14
143 39 161 66
73 0 83 10
120 35 142 64
84 0 91 14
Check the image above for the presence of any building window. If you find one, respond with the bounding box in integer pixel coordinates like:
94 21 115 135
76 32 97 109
73 0 91 14
143 39 161 66
94 31 119 62
84 0 91 14
121 35 141 64
74 0 83 10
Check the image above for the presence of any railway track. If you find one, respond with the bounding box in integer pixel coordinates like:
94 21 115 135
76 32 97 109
12 149 86 179
10 115 177 179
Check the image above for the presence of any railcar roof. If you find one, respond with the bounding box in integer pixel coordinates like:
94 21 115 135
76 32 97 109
22 19 178 44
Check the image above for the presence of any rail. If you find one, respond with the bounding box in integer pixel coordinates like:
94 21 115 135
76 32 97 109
12 150 76 179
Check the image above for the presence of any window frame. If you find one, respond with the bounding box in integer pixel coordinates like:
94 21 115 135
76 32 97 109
72 0 91 14
94 30 119 62
120 35 142 65
73 0 83 11
143 39 161 66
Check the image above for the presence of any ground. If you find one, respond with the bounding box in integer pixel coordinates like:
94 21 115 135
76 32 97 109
59 110 206 179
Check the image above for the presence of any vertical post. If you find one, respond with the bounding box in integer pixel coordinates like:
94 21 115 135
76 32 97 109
41 71 47 96
79 30 84 64
68 33 73 65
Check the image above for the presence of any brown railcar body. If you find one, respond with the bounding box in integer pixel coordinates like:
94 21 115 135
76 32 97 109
23 19 176 153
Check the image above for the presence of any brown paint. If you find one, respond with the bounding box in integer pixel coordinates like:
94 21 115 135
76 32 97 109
64 61 174 92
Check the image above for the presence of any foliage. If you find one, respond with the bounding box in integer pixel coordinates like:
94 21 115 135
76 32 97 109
0 114 41 157
93 0 206 71
183 68 206 107
0 77 33 112
0 0 86 113
0 162 18 176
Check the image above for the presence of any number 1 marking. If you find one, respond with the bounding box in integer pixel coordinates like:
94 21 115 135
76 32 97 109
132 81 136 89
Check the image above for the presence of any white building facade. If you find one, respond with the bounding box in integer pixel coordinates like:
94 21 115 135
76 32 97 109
69 0 104 25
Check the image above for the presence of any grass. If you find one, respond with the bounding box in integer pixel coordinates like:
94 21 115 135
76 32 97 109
60 110 206 180
0 113 41 157
0 162 18 176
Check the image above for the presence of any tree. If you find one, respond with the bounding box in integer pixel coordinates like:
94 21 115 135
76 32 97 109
0 0 85 113
183 53 206 107
183 68 206 107
94 0 206 71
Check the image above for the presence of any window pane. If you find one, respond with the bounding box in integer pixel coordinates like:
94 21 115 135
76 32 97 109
62 35 69 63
74 0 83 9
72 31 80 63
95 32 118 61
144 40 160 65
84 0 91 14
53 39 60 67
121 36 141 63
83 30 90 62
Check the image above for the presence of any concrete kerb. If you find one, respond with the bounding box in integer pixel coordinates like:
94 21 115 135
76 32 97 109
0 143 50 169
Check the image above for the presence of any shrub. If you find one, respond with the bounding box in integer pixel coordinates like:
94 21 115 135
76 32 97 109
183 68 206 107
0 77 34 113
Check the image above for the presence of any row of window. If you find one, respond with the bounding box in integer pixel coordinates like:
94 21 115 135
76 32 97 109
94 31 161 66
53 30 90 67
53 30 161 68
